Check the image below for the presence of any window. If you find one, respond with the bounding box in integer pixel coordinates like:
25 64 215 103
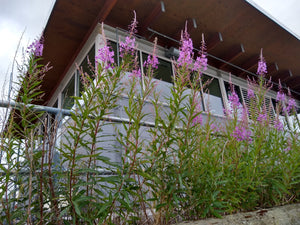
224 81 243 117
79 44 95 95
272 98 291 130
108 40 119 66
202 74 224 115
142 53 173 102
142 53 173 83
62 75 75 109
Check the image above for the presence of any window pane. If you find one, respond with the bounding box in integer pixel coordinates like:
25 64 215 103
108 40 119 66
224 81 243 104
181 72 204 110
272 98 290 130
202 74 224 115
142 53 173 83
62 75 75 109
79 44 95 94
108 40 139 68
224 81 243 117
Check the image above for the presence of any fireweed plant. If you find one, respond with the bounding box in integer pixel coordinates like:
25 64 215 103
0 15 300 224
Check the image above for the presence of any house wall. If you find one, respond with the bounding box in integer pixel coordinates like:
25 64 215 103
48 23 300 170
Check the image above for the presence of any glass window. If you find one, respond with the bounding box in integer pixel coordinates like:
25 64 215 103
142 53 173 102
202 74 224 115
224 81 243 117
181 72 204 110
272 98 291 130
62 75 75 109
79 44 95 94
224 81 243 104
108 40 119 66
142 53 173 83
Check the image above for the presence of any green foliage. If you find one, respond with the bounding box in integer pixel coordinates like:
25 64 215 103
1 32 300 225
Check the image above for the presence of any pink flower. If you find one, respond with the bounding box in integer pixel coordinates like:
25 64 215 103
231 126 252 142
285 98 296 114
178 24 194 67
193 34 208 74
119 11 138 57
225 81 242 116
257 113 267 124
95 45 115 69
119 36 136 57
274 119 283 131
129 69 141 78
276 92 285 102
143 54 159 69
194 54 207 73
27 37 44 57
247 89 255 99
229 92 241 108
192 114 203 126
192 99 203 126
257 49 267 76
128 10 138 34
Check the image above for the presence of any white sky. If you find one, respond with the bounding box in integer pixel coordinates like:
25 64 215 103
246 0 300 39
0 0 55 98
0 0 299 99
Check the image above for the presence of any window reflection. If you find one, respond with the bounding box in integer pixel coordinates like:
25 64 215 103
272 98 290 130
79 45 95 95
108 40 119 66
142 53 173 102
62 75 75 109
224 81 243 117
202 74 224 115
142 53 173 83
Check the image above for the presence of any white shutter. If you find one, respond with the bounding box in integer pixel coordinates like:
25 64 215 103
241 87 275 123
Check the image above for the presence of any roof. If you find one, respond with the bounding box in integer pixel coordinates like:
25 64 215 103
40 0 300 104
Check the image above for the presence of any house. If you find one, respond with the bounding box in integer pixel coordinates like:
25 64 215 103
40 0 300 129
3 1 300 223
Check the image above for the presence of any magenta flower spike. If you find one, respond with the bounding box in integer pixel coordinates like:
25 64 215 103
27 37 44 57
95 45 115 69
257 48 267 76
177 22 194 67
193 33 208 75
129 69 141 78
247 89 255 99
119 11 138 57
144 54 159 69
257 113 267 124
286 98 296 114
274 119 284 131
225 76 242 116
231 126 252 142
143 38 159 69
192 99 203 126
276 92 285 102
281 88 297 114
228 91 240 108
276 80 285 102
95 25 115 69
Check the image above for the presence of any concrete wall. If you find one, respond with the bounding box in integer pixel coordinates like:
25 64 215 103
176 203 300 225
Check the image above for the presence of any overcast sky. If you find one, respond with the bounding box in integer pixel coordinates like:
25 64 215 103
0 0 55 98
0 0 299 99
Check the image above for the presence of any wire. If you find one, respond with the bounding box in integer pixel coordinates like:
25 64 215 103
146 27 300 97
